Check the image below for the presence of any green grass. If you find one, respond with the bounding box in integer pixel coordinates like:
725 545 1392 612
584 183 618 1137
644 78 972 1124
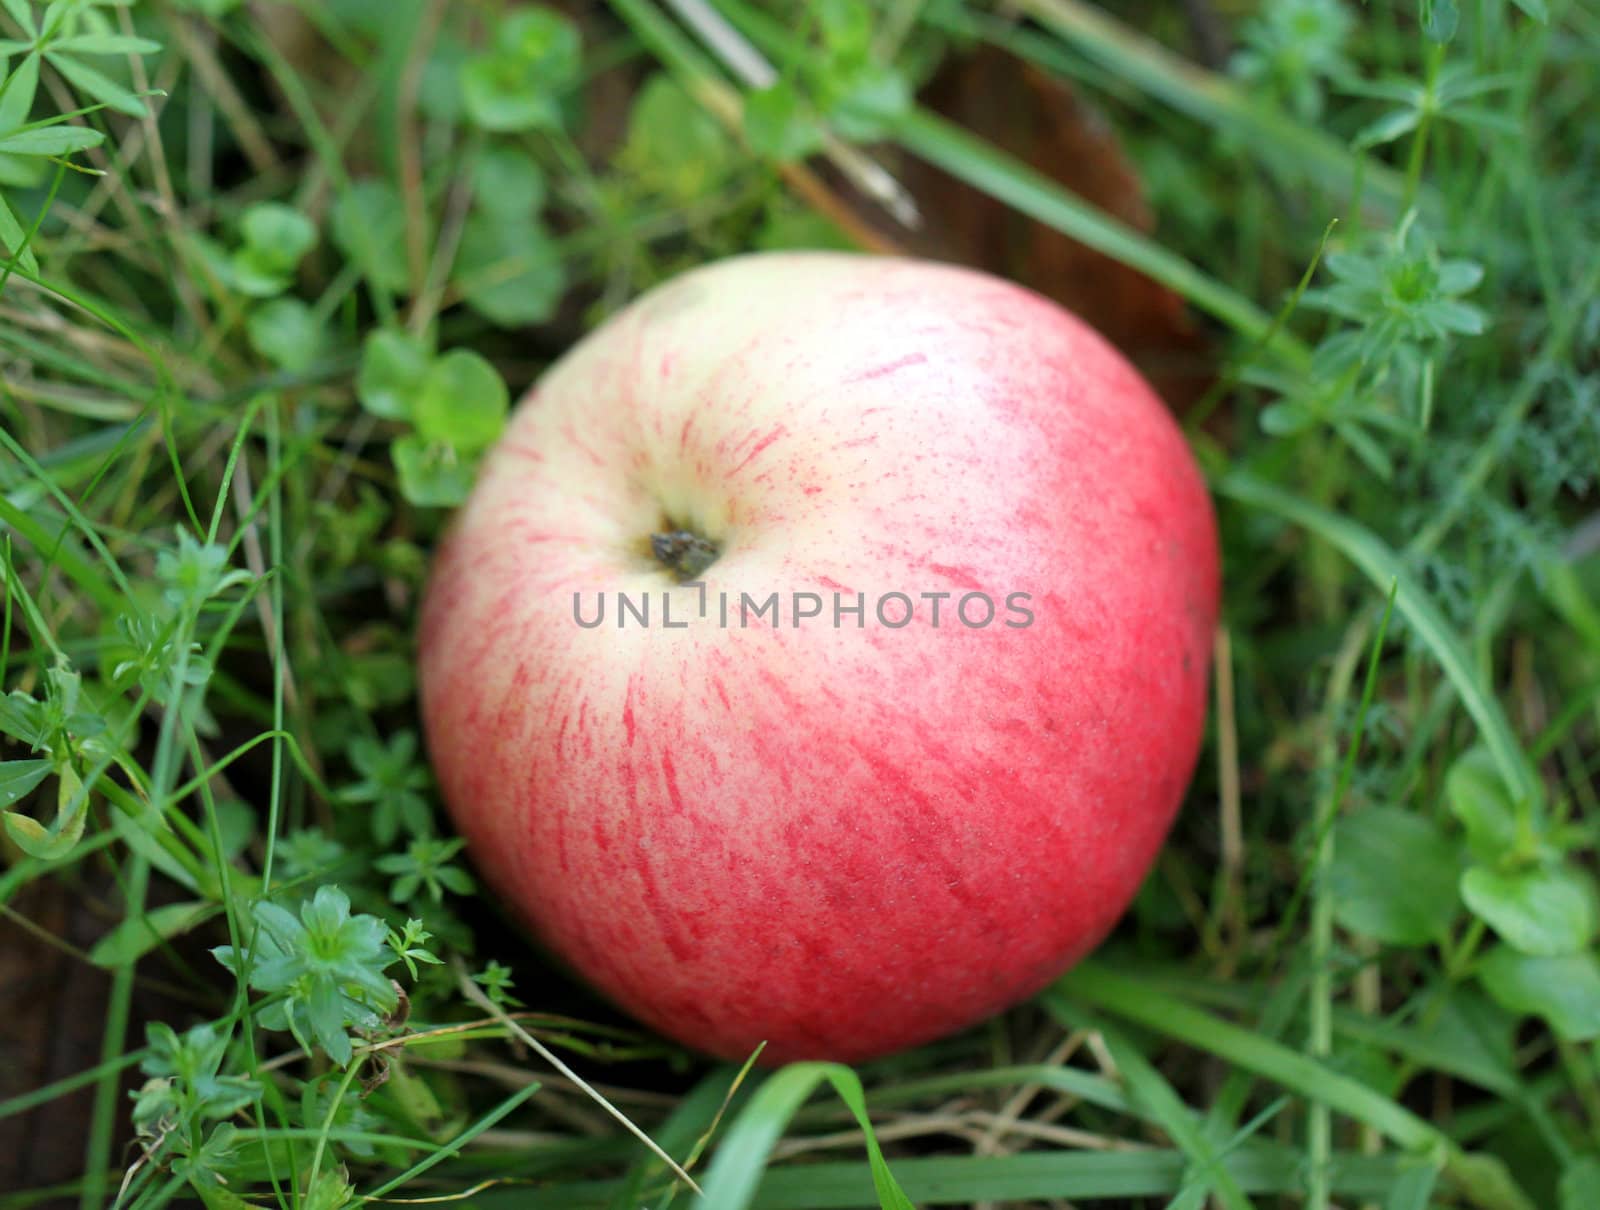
2 0 1598 1208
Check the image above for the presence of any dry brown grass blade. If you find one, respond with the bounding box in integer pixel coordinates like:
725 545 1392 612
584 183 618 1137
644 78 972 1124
452 960 703 1194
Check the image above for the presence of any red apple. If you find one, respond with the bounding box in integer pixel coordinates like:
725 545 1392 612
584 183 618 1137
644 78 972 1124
418 253 1218 1064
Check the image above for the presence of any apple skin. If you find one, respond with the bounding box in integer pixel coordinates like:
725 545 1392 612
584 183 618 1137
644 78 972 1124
418 252 1219 1065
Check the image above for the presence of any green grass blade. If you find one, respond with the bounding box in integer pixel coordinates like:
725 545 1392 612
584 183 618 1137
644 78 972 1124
1386 1158 1443 1210
1011 0 1410 215
894 110 1306 363
0 1051 148 1122
358 1080 543 1199
468 1149 1416 1209
746 1149 1404 1208
1216 471 1543 812
1052 1007 1257 1210
1050 966 1536 1210
1133 970 1522 1097
0 479 128 615
694 1062 912 1210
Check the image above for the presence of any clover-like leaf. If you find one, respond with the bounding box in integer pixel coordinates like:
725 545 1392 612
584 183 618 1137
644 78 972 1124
331 179 408 293
413 349 508 453
357 329 430 421
247 297 324 370
453 211 564 328
1478 946 1600 1041
461 8 580 133
241 201 316 265
1461 864 1595 956
471 145 546 219
1327 806 1460 946
139 1020 261 1123
1445 745 1524 864
392 436 477 510
744 81 823 162
621 74 736 200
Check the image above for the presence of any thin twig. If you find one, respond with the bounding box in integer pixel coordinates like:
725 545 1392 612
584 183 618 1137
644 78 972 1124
972 1030 1089 1210
230 445 301 719
453 961 702 1194
1213 625 1244 969
663 0 922 228
167 13 279 173
397 0 448 294
119 6 215 343
972 1031 1085 1156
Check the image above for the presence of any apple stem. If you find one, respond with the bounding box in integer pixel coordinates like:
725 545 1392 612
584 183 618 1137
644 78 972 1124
650 529 720 580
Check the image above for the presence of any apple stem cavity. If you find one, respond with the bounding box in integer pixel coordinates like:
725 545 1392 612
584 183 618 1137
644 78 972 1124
650 528 720 580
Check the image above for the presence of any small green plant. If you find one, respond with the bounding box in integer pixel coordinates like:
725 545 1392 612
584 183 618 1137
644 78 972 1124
741 0 911 161
375 835 474 905
337 729 433 845
1253 211 1488 476
0 0 1596 1207
0 0 159 268
460 8 581 133
131 1023 262 1175
357 337 511 507
229 203 318 299
1231 0 1353 119
213 885 414 1066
